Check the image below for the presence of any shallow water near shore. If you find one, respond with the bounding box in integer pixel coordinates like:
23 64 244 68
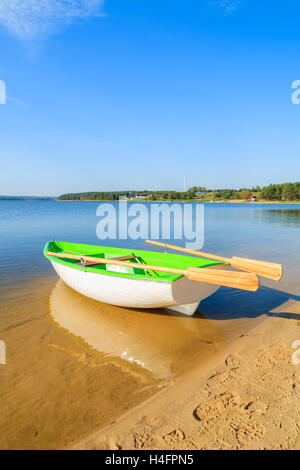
0 200 300 449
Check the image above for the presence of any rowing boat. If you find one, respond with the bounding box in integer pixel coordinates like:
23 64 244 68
44 240 227 315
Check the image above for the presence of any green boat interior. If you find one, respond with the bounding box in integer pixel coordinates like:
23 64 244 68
44 240 225 283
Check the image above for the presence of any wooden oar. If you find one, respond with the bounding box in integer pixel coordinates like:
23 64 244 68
46 251 259 292
145 240 282 281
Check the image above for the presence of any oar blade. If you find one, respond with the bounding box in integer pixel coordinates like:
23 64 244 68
187 267 259 292
231 257 283 281
145 239 282 281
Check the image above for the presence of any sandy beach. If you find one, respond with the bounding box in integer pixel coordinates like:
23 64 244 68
74 299 300 450
1 277 267 450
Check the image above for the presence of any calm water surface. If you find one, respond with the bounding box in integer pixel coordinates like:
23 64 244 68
1 200 300 290
1 200 299 449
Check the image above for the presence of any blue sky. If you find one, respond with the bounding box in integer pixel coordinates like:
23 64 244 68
0 0 300 196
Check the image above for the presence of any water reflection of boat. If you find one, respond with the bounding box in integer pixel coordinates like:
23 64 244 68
48 280 225 380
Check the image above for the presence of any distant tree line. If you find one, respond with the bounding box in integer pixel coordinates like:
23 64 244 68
0 196 54 200
58 190 196 201
190 183 300 201
188 186 207 192
58 182 300 202
260 182 300 200
59 191 131 201
189 187 259 200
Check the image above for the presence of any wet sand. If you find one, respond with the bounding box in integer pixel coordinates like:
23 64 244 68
0 277 157 450
75 299 300 450
0 276 274 450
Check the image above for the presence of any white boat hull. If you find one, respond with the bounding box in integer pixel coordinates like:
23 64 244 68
50 260 220 315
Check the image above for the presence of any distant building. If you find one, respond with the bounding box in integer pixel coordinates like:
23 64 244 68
130 194 150 199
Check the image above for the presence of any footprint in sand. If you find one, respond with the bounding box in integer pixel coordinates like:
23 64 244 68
215 390 241 408
193 401 223 422
163 428 185 444
245 400 268 413
194 390 241 422
235 422 265 445
225 354 241 370
134 431 165 449
207 372 229 385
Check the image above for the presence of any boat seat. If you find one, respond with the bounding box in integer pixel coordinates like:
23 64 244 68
75 254 135 267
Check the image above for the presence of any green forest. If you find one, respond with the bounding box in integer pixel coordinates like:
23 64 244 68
58 182 300 202
58 190 196 201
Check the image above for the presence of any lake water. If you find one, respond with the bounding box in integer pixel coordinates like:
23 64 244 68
1 200 300 449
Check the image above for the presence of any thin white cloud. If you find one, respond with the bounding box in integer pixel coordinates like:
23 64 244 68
7 95 24 105
208 0 240 14
0 0 105 40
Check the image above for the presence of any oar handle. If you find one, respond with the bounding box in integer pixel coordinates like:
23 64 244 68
46 251 259 291
47 251 186 276
145 240 229 263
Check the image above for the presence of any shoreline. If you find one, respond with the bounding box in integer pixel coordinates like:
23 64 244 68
73 299 300 450
56 199 300 205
